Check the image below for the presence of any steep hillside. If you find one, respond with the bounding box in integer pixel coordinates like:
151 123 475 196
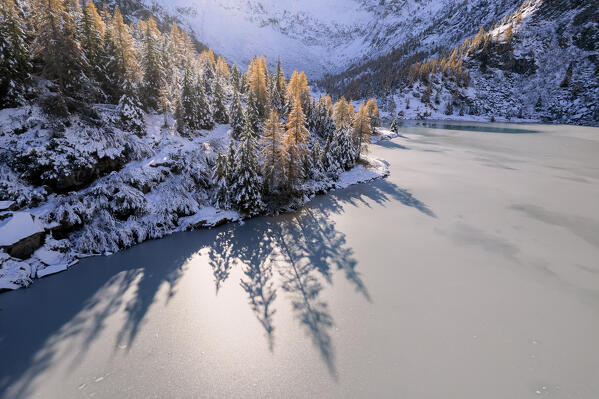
120 0 522 78
373 0 599 125
103 0 597 124
0 0 385 290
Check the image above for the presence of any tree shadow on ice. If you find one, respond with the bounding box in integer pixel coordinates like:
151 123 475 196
0 176 434 395
204 202 369 376
0 234 194 399
327 177 436 218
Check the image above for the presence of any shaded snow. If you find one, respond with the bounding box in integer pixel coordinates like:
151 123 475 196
0 201 14 210
0 212 44 247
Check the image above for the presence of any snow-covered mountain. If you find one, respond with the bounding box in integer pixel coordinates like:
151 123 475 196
103 0 597 126
321 0 599 125
120 0 523 78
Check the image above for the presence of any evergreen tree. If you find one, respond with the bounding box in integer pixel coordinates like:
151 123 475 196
212 77 228 124
229 90 244 140
79 0 105 84
159 32 181 126
261 109 285 193
322 133 341 178
31 0 90 97
304 97 317 132
212 151 230 209
0 0 30 107
195 82 214 130
283 96 310 190
334 126 357 170
176 67 214 135
117 80 145 137
140 17 163 110
103 7 139 102
310 96 336 139
230 116 264 215
390 118 399 134
230 64 242 92
200 49 215 96
245 89 261 135
308 139 326 182
226 141 236 179
271 57 286 115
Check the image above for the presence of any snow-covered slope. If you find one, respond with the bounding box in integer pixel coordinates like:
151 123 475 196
375 0 599 125
0 103 390 290
125 0 522 78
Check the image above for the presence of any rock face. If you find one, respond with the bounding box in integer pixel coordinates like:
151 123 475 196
5 231 46 259
0 212 46 259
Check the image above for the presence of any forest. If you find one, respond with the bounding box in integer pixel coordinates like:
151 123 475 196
0 0 381 216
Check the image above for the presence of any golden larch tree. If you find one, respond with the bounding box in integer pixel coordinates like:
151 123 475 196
333 96 351 128
247 55 268 116
352 102 372 161
365 98 380 129
216 56 230 80
283 96 310 189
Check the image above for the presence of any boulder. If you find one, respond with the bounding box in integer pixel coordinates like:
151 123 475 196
0 212 46 259
0 201 15 211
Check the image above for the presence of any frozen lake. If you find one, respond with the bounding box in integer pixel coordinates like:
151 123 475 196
1 122 599 398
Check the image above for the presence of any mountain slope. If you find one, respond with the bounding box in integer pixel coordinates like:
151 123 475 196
131 0 523 78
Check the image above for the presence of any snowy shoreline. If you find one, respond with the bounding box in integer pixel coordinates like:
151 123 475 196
0 147 389 291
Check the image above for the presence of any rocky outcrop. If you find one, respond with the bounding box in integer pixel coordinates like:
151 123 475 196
0 212 46 259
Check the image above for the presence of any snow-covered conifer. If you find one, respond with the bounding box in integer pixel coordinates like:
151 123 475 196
390 118 399 134
140 17 163 110
117 80 146 137
334 127 356 170
229 90 244 140
230 116 264 215
261 109 285 193
309 139 326 182
245 90 261 135
322 134 341 178
0 0 30 107
79 0 106 83
30 0 90 97
212 77 229 124
212 151 229 209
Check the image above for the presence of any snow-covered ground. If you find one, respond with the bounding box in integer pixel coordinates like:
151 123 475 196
0 107 389 290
